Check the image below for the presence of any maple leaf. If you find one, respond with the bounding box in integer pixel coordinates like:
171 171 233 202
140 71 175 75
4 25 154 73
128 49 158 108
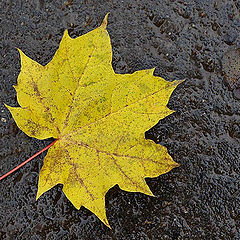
6 14 183 227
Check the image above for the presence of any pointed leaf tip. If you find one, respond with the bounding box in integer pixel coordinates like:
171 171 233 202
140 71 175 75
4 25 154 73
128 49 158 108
175 78 185 86
100 13 110 29
62 29 71 40
103 218 111 229
17 48 24 57
145 190 155 197
36 189 43 201
175 162 181 168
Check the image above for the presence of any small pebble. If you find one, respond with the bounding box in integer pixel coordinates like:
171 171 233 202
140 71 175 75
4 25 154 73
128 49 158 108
1 118 7 123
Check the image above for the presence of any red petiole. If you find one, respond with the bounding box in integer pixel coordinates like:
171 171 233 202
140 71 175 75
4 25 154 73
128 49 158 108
0 139 58 181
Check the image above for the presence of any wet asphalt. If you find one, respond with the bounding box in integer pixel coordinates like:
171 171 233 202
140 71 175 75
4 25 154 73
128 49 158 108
0 0 239 239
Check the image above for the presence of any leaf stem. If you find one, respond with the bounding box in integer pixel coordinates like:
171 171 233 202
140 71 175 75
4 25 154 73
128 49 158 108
0 139 58 181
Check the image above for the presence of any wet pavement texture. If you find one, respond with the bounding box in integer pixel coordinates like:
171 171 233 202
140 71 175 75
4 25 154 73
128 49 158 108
0 0 239 239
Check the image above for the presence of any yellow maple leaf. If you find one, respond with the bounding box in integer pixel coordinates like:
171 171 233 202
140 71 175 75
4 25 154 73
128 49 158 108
6 14 183 227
